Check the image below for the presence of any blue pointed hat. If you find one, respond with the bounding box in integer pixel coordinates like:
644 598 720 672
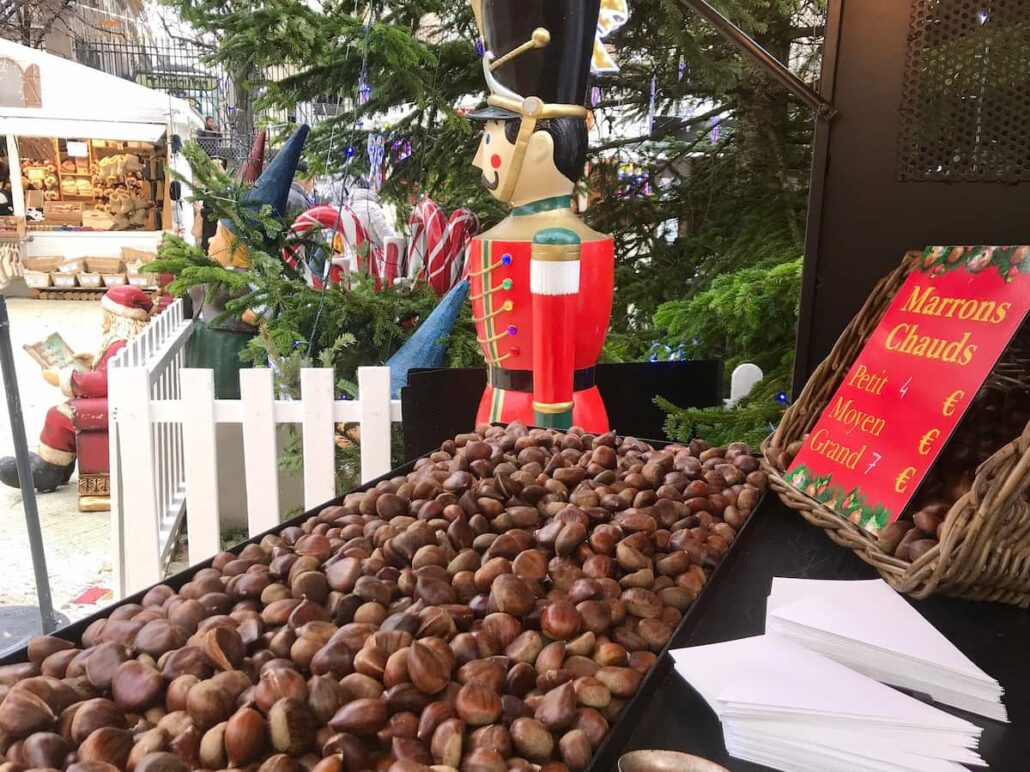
243 124 309 216
386 279 470 397
222 125 309 235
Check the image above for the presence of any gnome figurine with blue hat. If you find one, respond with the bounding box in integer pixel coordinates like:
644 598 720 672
189 125 310 399
208 125 310 271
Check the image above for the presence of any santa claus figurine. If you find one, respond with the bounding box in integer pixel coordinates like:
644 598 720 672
0 285 154 493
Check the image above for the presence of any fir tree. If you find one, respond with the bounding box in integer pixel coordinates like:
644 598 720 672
161 0 826 444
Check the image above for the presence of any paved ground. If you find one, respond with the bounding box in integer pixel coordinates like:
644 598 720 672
0 298 116 625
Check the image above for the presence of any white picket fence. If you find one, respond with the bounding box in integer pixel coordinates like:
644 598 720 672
107 299 194 599
111 364 401 596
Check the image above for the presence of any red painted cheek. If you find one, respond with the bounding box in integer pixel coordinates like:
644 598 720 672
490 154 502 169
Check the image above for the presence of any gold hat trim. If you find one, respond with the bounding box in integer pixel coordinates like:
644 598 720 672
490 27 551 71
487 94 588 119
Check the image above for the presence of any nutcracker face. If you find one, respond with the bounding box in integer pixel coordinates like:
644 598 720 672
472 119 575 207
473 120 518 202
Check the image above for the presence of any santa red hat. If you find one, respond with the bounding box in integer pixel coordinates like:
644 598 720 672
101 285 154 321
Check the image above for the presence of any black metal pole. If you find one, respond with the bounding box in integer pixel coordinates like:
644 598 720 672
0 296 57 634
679 0 838 121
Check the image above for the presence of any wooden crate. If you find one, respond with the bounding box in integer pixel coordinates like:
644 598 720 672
52 273 78 288
78 272 102 288
23 271 51 289
23 256 62 272
0 216 26 238
57 258 86 274
121 247 157 264
85 257 124 273
102 274 127 287
43 202 84 226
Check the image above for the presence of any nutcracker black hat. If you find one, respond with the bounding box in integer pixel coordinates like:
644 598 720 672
470 0 601 121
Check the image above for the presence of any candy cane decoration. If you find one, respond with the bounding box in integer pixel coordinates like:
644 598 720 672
407 198 480 296
407 198 445 282
285 205 377 289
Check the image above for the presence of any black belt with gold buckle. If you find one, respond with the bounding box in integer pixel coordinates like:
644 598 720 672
489 366 596 393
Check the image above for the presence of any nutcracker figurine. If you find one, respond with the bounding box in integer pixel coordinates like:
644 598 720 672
468 0 613 431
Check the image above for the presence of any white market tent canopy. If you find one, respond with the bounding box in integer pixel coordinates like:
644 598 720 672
0 39 203 141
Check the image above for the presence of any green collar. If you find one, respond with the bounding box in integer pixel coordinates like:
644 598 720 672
512 195 572 217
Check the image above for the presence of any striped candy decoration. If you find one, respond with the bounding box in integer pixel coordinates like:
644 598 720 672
285 205 379 289
407 198 480 296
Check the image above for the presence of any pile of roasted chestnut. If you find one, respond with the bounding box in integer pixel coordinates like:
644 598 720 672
0 423 766 772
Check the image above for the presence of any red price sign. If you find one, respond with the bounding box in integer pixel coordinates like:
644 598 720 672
787 246 1030 532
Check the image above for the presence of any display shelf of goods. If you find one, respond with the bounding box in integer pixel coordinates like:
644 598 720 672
0 423 767 771
763 251 1030 606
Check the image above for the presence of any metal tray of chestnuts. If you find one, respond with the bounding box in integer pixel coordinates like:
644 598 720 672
0 422 766 772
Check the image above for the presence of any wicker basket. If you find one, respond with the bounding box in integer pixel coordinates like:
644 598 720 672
762 251 1030 607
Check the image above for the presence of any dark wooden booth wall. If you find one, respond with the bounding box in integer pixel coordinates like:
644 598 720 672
796 0 1030 386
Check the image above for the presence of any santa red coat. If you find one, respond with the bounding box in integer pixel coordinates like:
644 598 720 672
38 340 126 466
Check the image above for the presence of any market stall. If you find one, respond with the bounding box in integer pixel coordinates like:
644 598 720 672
0 39 201 294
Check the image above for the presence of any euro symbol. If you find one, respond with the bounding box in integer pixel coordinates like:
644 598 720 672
918 429 940 456
895 467 917 493
942 390 965 417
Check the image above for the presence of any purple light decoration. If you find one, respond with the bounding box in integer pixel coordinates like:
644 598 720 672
367 133 386 191
358 77 372 105
647 76 656 135
476 39 485 55
678 56 686 81
709 116 721 144
591 86 602 107
394 140 412 162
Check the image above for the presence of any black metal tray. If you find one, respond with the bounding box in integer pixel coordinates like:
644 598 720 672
1 442 762 772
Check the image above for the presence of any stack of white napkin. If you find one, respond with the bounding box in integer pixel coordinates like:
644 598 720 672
766 578 1007 722
670 578 1006 772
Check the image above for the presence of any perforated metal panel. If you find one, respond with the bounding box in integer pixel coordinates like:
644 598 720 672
897 0 1030 182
